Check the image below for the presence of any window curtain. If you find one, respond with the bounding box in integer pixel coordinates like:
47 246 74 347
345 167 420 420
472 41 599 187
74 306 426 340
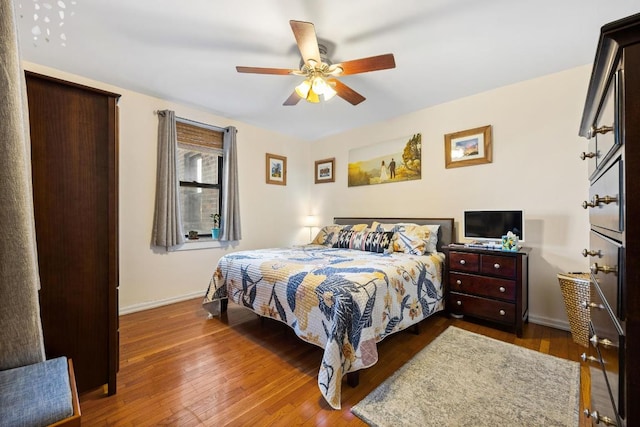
152 110 185 249
0 0 46 369
220 126 241 241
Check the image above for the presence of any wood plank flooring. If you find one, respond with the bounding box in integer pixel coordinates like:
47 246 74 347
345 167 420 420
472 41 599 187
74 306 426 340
80 298 590 426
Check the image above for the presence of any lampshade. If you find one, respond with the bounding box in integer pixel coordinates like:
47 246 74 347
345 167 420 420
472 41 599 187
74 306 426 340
304 215 319 227
295 80 311 98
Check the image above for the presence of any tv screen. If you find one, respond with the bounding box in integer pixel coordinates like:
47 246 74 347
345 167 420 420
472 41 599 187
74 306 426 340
463 210 525 242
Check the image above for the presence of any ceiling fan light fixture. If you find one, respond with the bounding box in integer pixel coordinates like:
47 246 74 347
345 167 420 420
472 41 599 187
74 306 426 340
295 80 311 98
306 88 320 103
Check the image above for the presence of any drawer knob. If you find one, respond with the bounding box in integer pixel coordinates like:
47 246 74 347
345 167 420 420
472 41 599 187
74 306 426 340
499 309 506 316
580 151 596 160
590 263 617 275
582 249 601 257
499 286 506 293
589 334 617 349
456 300 462 306
459 259 466 265
580 353 598 364
580 300 605 311
582 194 618 209
456 279 462 285
583 408 617 426
493 263 500 269
588 124 614 138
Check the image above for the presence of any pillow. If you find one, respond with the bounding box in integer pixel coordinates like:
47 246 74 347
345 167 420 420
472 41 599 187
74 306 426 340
312 225 344 246
333 229 355 248
392 224 440 255
363 231 394 253
370 221 417 232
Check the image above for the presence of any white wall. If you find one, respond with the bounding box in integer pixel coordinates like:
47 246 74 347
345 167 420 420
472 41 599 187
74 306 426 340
310 65 593 329
23 62 312 314
24 61 594 329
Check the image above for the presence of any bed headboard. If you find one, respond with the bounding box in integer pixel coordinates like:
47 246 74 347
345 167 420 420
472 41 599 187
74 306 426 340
333 217 455 252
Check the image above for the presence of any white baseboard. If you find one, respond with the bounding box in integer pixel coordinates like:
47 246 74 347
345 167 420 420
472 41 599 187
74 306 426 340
119 291 203 315
528 314 570 332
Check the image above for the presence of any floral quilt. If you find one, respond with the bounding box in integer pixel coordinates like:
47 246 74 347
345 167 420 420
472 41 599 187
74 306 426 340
202 245 445 409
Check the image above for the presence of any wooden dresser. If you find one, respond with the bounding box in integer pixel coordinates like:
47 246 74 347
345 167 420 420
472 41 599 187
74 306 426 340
579 13 640 427
26 72 120 395
445 246 529 337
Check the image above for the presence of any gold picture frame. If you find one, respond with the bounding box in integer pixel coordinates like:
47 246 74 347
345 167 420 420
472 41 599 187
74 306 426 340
444 125 492 169
314 158 335 184
266 153 287 185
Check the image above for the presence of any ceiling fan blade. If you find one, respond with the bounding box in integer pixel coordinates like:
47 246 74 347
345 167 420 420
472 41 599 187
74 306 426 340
334 53 396 75
283 91 302 106
290 20 321 65
329 79 366 105
236 66 294 75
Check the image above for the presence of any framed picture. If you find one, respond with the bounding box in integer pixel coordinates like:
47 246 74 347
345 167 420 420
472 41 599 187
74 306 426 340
266 153 287 185
444 125 492 169
314 158 335 184
347 134 422 187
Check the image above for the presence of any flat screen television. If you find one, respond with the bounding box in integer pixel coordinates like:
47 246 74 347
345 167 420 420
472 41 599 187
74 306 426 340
463 210 525 242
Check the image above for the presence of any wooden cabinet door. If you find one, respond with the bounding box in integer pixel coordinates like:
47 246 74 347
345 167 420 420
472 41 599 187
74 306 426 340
26 72 120 394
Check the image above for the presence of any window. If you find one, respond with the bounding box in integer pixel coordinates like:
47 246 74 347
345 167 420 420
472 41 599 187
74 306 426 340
176 119 224 238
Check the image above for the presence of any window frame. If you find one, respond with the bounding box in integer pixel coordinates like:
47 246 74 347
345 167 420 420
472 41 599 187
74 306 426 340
176 117 224 239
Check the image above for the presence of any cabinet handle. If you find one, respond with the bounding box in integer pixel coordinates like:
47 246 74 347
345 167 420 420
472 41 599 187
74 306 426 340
493 263 500 269
590 334 617 349
580 300 605 310
456 300 462 306
588 124 614 139
580 152 596 160
582 249 601 257
582 194 618 209
456 279 462 285
590 263 617 275
499 286 506 293
580 353 599 364
499 309 506 316
583 409 617 426
459 259 466 265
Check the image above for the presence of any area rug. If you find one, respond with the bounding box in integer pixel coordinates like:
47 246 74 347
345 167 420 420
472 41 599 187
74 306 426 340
351 326 579 426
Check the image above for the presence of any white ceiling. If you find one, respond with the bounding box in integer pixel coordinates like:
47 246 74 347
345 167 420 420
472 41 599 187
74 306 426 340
13 0 640 141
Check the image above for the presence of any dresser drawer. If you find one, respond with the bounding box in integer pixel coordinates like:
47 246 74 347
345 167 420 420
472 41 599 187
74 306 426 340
449 251 479 273
588 231 623 318
449 272 516 301
449 292 515 324
480 254 516 278
587 360 621 427
587 157 623 233
593 70 621 171
589 283 624 419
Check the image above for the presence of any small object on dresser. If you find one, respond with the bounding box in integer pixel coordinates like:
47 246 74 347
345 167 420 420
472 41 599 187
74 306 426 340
501 232 519 251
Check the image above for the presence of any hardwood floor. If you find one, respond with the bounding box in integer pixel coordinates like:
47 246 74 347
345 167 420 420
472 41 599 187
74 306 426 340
80 298 590 426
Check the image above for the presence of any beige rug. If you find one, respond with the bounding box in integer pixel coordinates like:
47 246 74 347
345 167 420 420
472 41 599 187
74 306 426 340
351 326 580 426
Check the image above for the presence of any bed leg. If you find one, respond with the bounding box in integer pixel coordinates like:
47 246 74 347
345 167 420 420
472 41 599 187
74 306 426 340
347 372 359 388
221 298 228 313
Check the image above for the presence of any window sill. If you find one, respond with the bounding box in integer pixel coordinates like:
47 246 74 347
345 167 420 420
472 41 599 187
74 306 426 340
172 237 228 251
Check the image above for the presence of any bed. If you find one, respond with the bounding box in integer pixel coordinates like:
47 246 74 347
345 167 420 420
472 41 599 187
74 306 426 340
202 217 454 409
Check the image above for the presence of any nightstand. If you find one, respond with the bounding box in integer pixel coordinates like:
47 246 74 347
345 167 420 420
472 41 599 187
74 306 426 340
444 245 530 337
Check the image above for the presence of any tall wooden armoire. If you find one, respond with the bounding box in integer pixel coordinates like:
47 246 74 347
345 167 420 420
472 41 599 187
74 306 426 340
25 71 120 395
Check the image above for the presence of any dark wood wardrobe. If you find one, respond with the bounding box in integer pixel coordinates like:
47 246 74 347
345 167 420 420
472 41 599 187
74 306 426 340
25 71 120 395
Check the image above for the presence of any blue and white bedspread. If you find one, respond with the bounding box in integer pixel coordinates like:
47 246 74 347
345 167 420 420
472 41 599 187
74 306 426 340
202 245 445 409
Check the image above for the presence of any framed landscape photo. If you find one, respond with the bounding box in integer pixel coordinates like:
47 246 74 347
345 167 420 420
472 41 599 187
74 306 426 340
444 125 492 169
314 158 335 184
266 153 287 185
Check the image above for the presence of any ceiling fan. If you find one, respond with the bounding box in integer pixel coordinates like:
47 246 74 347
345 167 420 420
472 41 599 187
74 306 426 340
236 20 396 106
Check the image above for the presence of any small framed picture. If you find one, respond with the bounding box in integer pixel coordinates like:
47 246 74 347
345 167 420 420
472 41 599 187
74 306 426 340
444 125 492 169
266 153 287 185
314 158 335 184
